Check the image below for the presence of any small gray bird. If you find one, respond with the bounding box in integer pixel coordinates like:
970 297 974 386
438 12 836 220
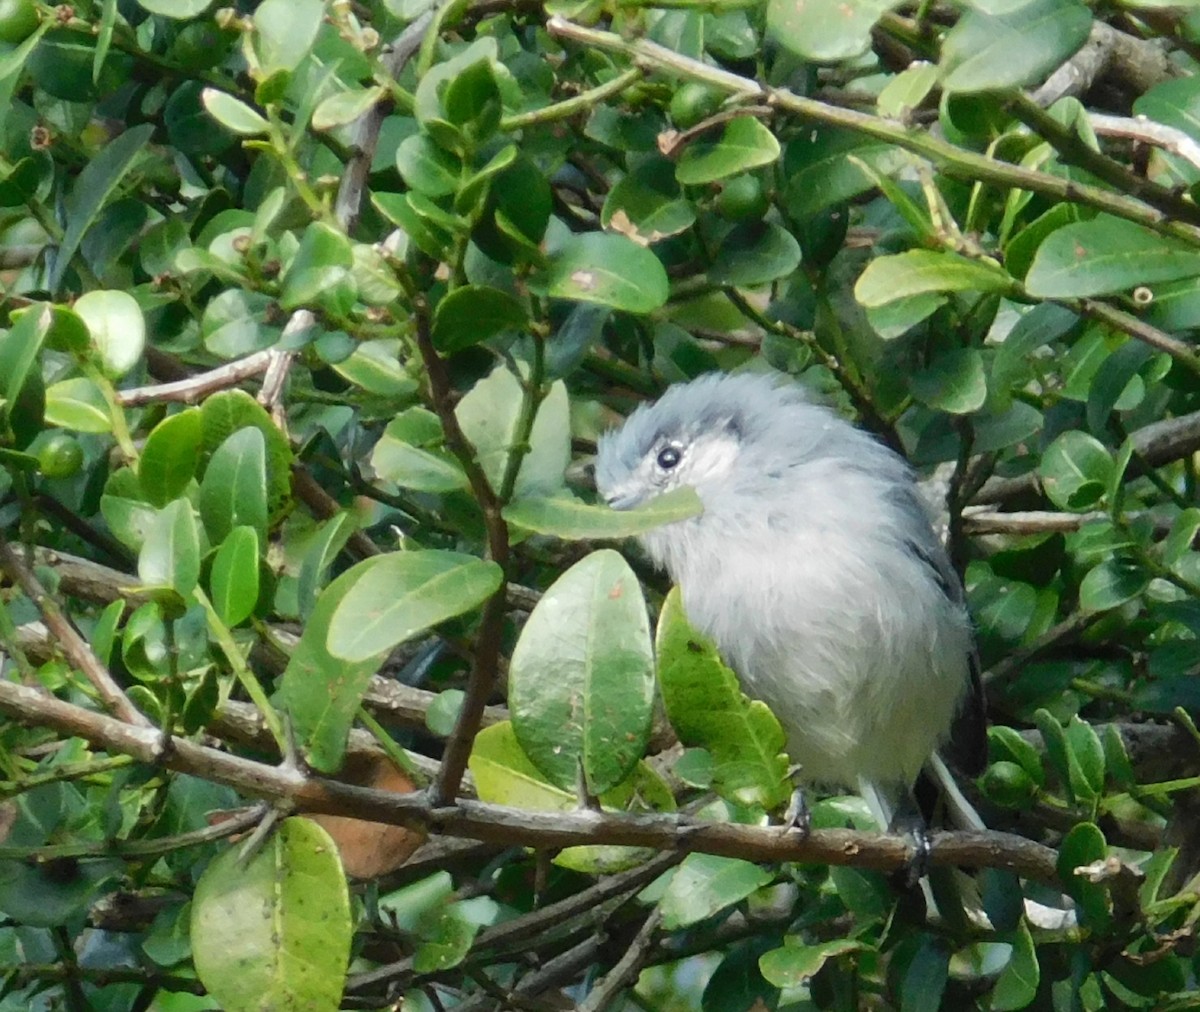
594 371 987 833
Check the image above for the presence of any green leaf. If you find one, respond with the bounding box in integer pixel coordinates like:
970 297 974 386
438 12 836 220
50 123 153 293
1134 77 1200 186
1039 430 1113 511
100 469 157 552
210 526 260 628
330 338 418 397
395 134 461 198
531 232 668 313
784 127 910 218
139 409 203 507
503 488 703 540
1034 708 1082 807
296 511 358 621
601 159 696 243
73 290 146 379
855 250 1015 307
24 303 89 354
759 938 865 988
280 221 356 314
708 222 802 287
326 550 503 662
991 920 1040 1011
655 588 790 809
253 0 324 74
767 0 901 61
276 564 393 771
508 549 655 795
192 818 351 1012
442 57 502 141
371 435 467 493
137 498 200 598
1064 714 1106 802
940 0 1092 94
311 86 385 132
1162 507 1200 567
1086 340 1155 432
0 302 49 410
138 0 212 15
658 854 774 930
469 721 577 810
425 689 464 737
1025 214 1200 297
1056 822 1111 931
988 726 1046 788
431 284 527 353
201 89 269 136
910 348 988 414
200 390 292 521
455 366 569 497
201 290 278 358
676 117 781 186
900 936 950 1012
199 426 269 543
878 62 939 119
1079 559 1149 613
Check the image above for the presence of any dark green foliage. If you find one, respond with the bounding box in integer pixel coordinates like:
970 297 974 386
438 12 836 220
1 1 1199 1009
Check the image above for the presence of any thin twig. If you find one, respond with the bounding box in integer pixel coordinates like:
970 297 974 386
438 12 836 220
334 11 436 232
1007 93 1200 227
503 67 644 132
1091 112 1200 173
349 851 681 994
1073 300 1200 379
115 349 275 407
0 534 151 728
983 612 1097 690
578 907 662 1012
0 802 266 861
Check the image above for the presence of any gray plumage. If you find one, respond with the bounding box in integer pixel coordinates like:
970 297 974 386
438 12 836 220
595 371 985 823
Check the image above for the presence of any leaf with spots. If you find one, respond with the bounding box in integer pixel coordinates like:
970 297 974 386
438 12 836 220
1024 215 1200 297
191 818 351 1012
530 232 668 313
507 549 655 795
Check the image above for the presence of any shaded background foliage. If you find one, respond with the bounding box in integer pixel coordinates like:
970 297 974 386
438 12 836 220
2 0 1200 1008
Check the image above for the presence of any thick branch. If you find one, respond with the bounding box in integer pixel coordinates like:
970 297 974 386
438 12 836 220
0 680 1061 882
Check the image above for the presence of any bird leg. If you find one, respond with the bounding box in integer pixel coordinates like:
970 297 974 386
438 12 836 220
782 765 811 837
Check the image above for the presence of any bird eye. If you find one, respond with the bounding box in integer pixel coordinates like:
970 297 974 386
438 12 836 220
656 446 681 470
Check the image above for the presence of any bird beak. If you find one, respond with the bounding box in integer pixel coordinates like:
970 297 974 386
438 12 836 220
602 485 644 511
